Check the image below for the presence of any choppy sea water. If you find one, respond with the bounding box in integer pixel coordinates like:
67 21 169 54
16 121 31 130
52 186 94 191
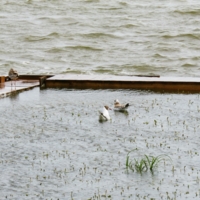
1 0 200 76
0 88 200 199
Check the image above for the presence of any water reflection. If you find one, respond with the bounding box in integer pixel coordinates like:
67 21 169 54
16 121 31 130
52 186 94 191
114 109 129 116
9 91 19 101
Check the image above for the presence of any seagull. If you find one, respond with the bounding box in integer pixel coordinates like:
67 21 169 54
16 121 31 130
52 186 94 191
99 105 112 121
114 99 129 111
8 68 19 87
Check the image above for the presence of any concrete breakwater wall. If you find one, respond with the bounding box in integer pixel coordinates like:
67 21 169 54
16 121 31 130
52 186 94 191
1 74 200 98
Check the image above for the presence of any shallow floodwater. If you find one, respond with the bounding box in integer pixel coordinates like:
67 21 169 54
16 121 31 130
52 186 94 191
0 88 200 199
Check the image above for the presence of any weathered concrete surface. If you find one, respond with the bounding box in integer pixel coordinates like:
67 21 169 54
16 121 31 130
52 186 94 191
2 74 200 96
45 74 200 93
0 79 39 98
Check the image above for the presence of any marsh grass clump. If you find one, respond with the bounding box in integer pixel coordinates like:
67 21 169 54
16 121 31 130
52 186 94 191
134 158 148 174
126 150 172 174
145 154 172 172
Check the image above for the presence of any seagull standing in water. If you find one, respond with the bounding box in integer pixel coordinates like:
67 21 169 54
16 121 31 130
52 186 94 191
114 99 129 111
8 68 19 87
99 105 112 121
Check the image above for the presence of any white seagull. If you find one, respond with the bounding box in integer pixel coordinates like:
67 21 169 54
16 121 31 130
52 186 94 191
99 105 112 121
8 68 19 87
114 99 129 111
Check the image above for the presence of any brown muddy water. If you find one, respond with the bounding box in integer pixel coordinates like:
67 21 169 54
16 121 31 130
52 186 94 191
0 88 200 199
1 0 200 77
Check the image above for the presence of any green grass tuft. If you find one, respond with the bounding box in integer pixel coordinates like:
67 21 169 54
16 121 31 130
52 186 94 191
126 150 172 174
145 154 172 172
134 158 148 173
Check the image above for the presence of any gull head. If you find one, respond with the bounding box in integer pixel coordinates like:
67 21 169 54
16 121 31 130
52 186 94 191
104 105 112 110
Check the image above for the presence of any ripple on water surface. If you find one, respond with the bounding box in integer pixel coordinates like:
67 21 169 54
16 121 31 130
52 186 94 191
0 88 200 199
1 0 200 76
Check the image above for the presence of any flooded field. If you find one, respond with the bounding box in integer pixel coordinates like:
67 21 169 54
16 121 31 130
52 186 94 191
0 88 200 199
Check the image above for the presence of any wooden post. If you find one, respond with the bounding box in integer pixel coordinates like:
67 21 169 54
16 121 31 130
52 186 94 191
0 76 5 88
0 76 5 83
39 76 47 87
